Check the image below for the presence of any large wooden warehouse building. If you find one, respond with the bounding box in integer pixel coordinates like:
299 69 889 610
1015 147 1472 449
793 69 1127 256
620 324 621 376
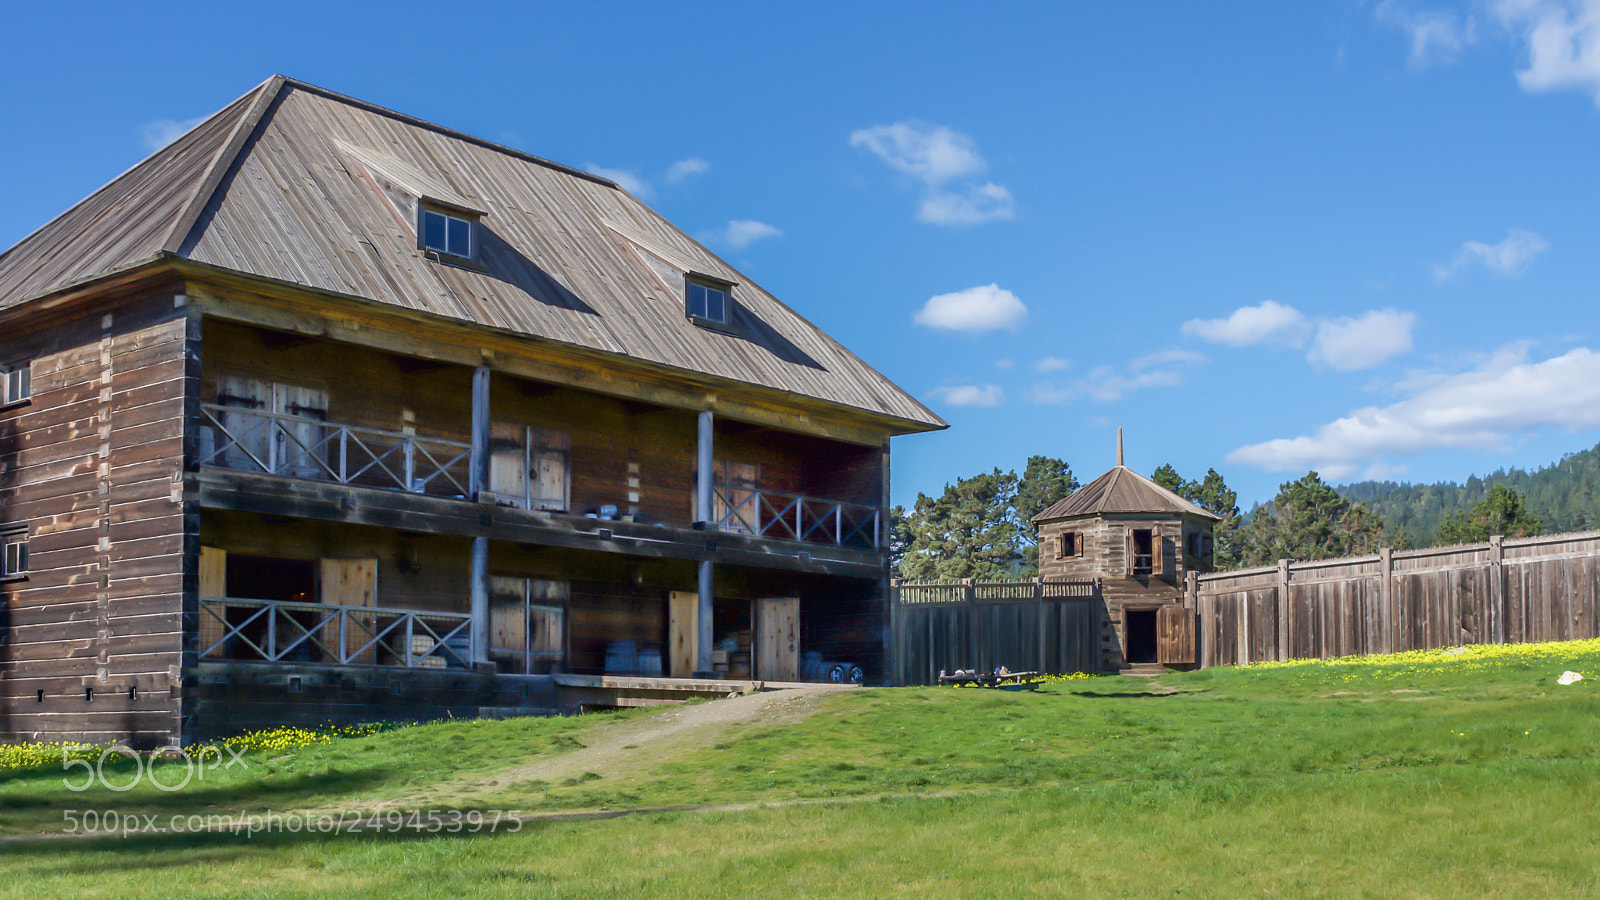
0 76 944 747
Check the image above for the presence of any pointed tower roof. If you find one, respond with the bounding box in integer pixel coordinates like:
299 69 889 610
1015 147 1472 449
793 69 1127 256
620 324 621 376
1033 466 1219 522
1033 430 1219 522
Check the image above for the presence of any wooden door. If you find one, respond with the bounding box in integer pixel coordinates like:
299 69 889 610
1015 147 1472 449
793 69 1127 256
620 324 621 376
755 597 799 682
529 429 569 511
668 590 698 677
1157 605 1196 665
489 575 528 669
488 423 527 507
217 375 270 471
712 460 760 533
320 558 378 664
198 547 228 658
275 384 328 479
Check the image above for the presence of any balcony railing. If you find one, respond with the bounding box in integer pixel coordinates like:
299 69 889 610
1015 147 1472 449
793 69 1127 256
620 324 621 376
714 484 880 549
198 404 473 499
199 596 474 669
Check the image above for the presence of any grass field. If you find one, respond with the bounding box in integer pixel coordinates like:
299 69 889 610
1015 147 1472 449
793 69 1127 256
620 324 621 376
4 640 1600 898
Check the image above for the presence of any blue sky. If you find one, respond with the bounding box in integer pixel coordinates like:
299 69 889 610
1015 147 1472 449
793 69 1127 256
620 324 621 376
4 1 1600 510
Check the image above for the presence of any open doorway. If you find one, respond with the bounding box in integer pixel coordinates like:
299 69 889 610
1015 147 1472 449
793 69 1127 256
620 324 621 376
1124 608 1158 664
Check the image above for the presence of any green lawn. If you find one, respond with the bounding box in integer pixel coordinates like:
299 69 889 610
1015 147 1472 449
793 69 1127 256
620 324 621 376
4 640 1600 897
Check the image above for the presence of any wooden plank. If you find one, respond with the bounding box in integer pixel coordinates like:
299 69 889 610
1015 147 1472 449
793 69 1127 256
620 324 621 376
1156 606 1195 665
754 597 799 681
667 590 697 678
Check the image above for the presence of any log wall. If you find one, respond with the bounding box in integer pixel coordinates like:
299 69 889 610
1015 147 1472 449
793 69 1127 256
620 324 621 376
0 291 192 747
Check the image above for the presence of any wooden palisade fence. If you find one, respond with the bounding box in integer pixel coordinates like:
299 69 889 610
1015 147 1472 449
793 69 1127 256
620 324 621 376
891 578 1101 686
1189 529 1600 667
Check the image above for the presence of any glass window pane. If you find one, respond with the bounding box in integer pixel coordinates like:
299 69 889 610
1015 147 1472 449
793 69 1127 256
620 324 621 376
422 210 446 251
705 288 725 323
448 216 470 256
686 283 706 318
18 364 28 399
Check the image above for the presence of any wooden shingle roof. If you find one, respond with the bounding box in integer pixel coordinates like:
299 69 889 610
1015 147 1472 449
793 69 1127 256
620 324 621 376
0 76 945 434
1033 466 1220 522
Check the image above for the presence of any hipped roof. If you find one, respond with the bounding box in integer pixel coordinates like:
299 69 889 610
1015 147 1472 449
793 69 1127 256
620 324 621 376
0 76 945 434
1033 466 1220 522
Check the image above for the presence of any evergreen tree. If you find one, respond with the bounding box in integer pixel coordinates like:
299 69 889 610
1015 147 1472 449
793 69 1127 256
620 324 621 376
894 457 1076 580
1151 464 1242 570
1436 484 1542 544
1238 471 1386 567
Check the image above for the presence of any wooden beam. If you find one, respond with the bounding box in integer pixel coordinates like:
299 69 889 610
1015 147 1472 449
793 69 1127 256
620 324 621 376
193 469 885 577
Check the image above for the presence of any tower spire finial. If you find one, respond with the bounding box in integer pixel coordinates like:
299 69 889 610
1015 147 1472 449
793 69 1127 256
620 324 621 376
1117 427 1124 467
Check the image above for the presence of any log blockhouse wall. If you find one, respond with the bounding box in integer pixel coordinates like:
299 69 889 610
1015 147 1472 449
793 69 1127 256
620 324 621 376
1189 529 1600 667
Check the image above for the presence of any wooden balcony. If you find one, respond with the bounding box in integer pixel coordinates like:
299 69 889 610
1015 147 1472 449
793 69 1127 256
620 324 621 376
198 404 472 499
199 596 474 669
713 484 880 549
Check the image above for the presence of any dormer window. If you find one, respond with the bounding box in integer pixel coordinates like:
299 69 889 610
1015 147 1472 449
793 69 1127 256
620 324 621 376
421 207 473 260
686 274 734 327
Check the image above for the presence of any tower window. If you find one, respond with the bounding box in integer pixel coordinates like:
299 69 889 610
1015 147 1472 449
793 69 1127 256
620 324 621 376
686 275 733 326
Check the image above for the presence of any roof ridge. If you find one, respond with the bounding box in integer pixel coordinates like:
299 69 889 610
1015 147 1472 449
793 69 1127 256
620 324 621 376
164 75 287 256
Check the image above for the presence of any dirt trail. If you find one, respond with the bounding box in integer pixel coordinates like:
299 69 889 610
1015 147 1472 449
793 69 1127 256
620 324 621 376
383 684 857 809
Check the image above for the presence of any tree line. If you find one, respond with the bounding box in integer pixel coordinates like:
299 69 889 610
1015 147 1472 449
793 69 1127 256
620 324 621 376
893 458 1542 580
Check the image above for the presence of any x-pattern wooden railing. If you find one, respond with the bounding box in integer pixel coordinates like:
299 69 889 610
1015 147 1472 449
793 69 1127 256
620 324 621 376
199 404 472 498
199 597 473 668
714 485 880 548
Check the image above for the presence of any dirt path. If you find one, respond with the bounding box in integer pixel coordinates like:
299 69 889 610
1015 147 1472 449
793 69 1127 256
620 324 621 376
363 684 857 811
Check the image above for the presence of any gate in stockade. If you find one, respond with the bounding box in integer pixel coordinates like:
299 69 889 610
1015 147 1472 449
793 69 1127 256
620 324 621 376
890 579 1102 686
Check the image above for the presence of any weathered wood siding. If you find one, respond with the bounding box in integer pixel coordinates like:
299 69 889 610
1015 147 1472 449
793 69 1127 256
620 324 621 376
891 580 1101 685
1192 531 1600 666
0 293 192 747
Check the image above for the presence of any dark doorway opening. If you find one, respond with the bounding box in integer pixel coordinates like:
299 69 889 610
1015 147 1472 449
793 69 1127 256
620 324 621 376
223 555 319 661
1125 608 1158 664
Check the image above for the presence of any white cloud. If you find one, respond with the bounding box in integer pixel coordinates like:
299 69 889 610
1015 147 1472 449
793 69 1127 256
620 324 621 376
1496 0 1600 106
1031 349 1204 404
1227 342 1600 477
666 158 710 182
1033 356 1070 373
1377 1 1477 66
713 220 783 249
913 284 1028 334
917 183 1015 225
849 122 985 185
995 358 1017 370
584 164 651 198
1433 228 1550 279
140 116 205 152
851 121 1014 227
1180 300 1311 348
1307 309 1418 371
929 384 1004 407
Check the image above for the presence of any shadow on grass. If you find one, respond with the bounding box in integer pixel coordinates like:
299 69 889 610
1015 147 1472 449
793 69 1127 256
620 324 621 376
0 762 394 820
1067 690 1209 699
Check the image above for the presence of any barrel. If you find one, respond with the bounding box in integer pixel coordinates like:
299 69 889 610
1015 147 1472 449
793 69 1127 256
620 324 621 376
800 654 828 683
636 648 662 678
603 640 637 676
846 665 864 685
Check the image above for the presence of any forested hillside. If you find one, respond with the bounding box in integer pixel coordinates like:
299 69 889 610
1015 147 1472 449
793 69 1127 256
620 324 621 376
1338 442 1600 548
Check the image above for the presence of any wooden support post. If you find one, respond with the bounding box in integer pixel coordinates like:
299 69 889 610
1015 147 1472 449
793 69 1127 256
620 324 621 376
696 410 714 524
1277 558 1291 662
697 559 714 674
469 366 491 498
470 535 489 664
1488 536 1504 645
1185 569 1198 608
1380 546 1395 655
1036 577 1047 674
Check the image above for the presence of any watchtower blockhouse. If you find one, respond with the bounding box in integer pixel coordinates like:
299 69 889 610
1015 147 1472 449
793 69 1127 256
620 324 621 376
1032 439 1218 671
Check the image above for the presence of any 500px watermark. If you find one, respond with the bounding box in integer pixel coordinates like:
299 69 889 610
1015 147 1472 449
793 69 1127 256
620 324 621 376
62 808 526 838
60 745 248 792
